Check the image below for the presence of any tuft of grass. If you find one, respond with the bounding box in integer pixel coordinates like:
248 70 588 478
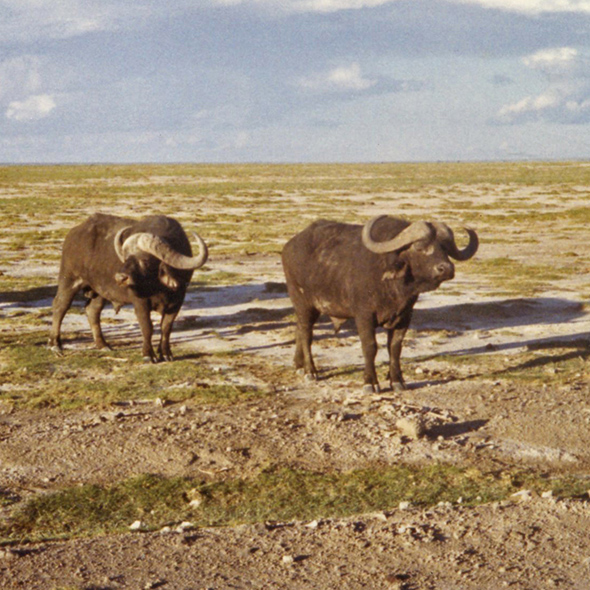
3 465 589 544
474 257 571 296
0 332 264 410
432 340 590 386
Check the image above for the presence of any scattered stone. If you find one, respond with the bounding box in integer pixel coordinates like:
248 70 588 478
129 520 144 531
282 555 295 565
385 572 410 588
0 549 18 561
175 521 195 533
396 416 426 440
511 490 534 501
398 501 412 511
314 410 326 423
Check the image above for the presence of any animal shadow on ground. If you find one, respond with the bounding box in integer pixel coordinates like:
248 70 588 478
413 297 586 333
428 419 489 439
0 284 57 305
415 297 590 383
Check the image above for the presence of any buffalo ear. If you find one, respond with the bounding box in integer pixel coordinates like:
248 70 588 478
115 272 131 287
382 257 408 281
159 263 179 290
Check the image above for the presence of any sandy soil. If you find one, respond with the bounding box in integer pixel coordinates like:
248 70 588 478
2 180 590 589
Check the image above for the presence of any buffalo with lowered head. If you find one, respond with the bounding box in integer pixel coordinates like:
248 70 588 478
281 215 478 392
49 213 208 362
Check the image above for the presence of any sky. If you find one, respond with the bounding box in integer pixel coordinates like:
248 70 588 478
1 0 590 163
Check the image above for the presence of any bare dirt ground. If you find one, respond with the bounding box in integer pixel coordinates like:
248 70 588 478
2 172 590 589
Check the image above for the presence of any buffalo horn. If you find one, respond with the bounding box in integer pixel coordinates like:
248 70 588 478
361 215 433 254
431 222 479 261
114 230 208 269
114 226 131 263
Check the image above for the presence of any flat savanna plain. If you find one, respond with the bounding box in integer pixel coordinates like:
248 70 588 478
2 163 590 589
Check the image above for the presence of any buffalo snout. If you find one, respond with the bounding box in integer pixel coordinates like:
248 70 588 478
434 261 455 282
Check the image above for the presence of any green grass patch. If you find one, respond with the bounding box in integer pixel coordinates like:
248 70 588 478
474 257 571 296
3 465 589 544
435 340 590 385
0 332 263 410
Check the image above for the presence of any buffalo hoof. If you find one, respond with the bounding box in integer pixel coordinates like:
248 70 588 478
391 382 406 393
143 355 158 364
362 383 381 394
297 368 318 381
49 344 64 357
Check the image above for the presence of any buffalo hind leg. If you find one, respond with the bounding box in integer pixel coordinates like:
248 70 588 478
85 295 111 350
355 315 380 393
158 310 179 362
48 279 81 352
294 306 319 380
133 300 156 363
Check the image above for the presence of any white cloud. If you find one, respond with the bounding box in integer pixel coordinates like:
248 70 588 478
495 47 590 124
208 0 590 12
448 0 590 14
0 0 148 42
0 56 43 101
523 47 584 77
298 62 376 93
209 0 392 11
6 94 56 121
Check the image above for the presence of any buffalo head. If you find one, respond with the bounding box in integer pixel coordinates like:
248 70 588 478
361 215 478 293
113 228 208 295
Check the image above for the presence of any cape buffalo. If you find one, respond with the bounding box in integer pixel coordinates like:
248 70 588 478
49 213 208 362
281 215 478 392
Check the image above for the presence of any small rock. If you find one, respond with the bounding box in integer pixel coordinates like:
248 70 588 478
0 549 18 561
398 501 412 510
282 555 295 565
129 520 144 531
511 489 534 501
396 416 425 440
175 521 195 533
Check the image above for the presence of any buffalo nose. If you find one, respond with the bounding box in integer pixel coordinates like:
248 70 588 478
435 262 454 280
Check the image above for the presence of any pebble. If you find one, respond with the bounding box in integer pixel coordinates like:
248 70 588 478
396 417 425 440
511 490 534 501
0 549 18 561
175 521 195 533
282 555 295 565
129 520 144 531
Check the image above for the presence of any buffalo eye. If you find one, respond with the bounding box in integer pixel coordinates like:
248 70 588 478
413 240 434 255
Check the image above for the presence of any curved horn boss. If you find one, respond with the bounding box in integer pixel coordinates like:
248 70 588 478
430 221 478 261
114 230 208 269
361 215 434 253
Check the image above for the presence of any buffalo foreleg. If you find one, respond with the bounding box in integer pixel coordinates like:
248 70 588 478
85 295 111 350
387 327 408 392
356 315 380 393
386 306 413 392
133 300 156 363
158 310 179 362
294 307 319 380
